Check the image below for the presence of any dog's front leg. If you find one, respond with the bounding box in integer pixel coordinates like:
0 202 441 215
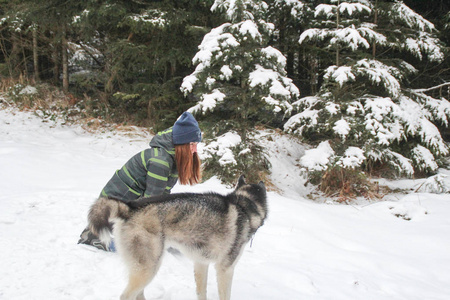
194 262 209 300
215 264 235 300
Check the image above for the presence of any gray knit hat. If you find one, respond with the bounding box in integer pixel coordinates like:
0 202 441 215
172 112 202 145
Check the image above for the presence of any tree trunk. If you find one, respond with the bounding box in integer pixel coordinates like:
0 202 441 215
52 46 59 83
372 0 378 58
310 55 318 95
51 33 59 83
0 33 14 77
33 27 40 83
336 0 341 67
10 33 21 77
20 32 28 78
62 27 69 93
286 51 294 79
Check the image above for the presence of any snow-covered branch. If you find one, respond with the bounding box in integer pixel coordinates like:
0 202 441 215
409 82 450 93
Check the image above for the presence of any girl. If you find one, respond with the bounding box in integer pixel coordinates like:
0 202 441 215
78 112 202 251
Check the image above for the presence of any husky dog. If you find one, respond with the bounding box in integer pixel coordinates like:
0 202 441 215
88 175 268 300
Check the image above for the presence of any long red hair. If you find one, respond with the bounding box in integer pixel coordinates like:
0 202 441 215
175 144 202 185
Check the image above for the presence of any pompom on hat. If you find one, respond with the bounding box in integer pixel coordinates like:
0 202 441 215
172 112 202 145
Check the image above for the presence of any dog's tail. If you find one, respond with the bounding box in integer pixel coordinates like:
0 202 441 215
87 197 131 245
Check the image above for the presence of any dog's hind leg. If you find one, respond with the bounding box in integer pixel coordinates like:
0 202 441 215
119 231 164 300
120 266 155 300
194 262 209 300
215 264 235 300
136 291 145 300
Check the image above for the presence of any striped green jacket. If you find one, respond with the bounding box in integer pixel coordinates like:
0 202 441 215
100 127 178 203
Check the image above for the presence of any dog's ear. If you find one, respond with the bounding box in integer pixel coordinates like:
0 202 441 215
236 175 246 189
258 181 265 190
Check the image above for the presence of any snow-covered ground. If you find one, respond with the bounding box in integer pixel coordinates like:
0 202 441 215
1 107 450 300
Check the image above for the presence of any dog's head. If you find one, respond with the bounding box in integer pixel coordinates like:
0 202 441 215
234 175 268 221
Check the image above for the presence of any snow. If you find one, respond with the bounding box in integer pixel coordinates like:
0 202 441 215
398 96 448 155
261 46 287 67
300 141 334 172
249 65 290 96
338 2 371 16
337 147 365 169
274 0 306 19
182 4 296 118
333 118 350 140
283 108 320 135
201 131 242 166
411 145 439 172
300 26 371 52
2 107 450 300
418 118 448 155
315 2 371 19
324 102 339 115
364 97 404 145
237 20 261 40
324 66 356 87
181 23 237 94
358 23 387 45
19 85 38 95
192 23 237 70
180 74 198 94
187 89 226 115
314 4 335 18
128 10 167 28
391 1 435 32
331 26 371 51
373 149 415 176
219 59 297 112
300 1 444 66
322 59 407 98
211 0 247 21
416 174 449 194
211 0 266 23
219 65 233 80
403 33 445 62
422 94 450 126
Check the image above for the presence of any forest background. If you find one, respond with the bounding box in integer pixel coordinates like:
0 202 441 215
1 0 449 198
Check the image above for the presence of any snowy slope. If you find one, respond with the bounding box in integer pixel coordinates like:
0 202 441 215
1 107 450 300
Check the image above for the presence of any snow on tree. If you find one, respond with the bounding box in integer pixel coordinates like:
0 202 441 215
181 2 298 123
284 0 449 182
182 0 299 184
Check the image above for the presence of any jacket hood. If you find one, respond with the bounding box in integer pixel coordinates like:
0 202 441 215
149 127 175 155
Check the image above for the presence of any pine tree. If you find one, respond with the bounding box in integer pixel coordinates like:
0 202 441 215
284 0 449 185
0 0 33 78
266 0 310 92
0 0 86 90
73 0 215 128
181 0 299 184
